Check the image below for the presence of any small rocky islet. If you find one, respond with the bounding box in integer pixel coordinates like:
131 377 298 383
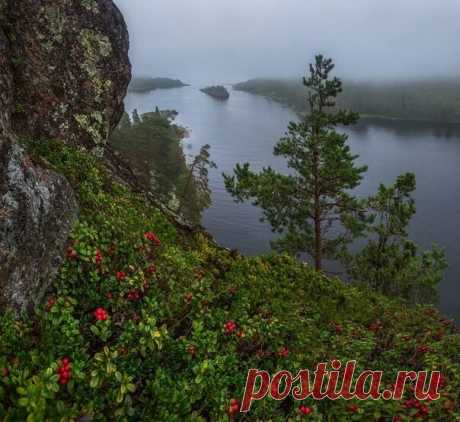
200 85 230 100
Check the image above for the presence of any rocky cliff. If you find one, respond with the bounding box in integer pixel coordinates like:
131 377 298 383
0 0 131 311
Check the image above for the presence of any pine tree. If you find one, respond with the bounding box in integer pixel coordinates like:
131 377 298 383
178 144 216 218
118 112 132 130
224 55 367 270
132 109 141 125
341 173 446 304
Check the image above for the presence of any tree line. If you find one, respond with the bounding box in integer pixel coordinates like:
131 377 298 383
234 76 460 124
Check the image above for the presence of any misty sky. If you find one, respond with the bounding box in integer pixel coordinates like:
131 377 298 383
114 0 460 84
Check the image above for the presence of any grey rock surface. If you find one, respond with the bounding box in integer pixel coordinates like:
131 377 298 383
0 140 78 311
0 0 131 311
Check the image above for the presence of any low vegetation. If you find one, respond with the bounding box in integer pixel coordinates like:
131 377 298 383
0 130 457 420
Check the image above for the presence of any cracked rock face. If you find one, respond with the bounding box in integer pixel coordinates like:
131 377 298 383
0 140 78 311
0 0 131 311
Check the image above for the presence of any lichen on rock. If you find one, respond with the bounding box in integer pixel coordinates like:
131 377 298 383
7 0 131 149
81 0 100 14
0 140 78 311
0 0 132 311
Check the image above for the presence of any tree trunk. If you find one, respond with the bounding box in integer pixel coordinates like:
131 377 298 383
313 145 322 271
178 163 195 215
314 204 322 271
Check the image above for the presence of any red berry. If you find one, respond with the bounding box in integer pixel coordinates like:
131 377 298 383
146 264 156 274
278 347 289 358
57 358 72 385
299 405 313 415
116 271 127 281
95 250 103 265
60 368 70 377
228 399 239 415
144 231 161 246
46 297 56 310
2 367 9 377
417 345 431 354
225 320 237 334
126 291 140 301
67 247 77 260
94 307 108 321
405 399 415 408
419 404 429 415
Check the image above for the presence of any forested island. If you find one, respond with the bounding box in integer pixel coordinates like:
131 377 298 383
128 77 188 93
200 85 230 100
234 77 460 123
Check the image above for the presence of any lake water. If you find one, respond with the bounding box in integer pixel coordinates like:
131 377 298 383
125 86 460 322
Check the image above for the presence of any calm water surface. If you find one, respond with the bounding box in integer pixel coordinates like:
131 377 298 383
125 86 460 321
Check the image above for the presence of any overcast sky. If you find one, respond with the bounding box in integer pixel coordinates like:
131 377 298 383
114 0 460 84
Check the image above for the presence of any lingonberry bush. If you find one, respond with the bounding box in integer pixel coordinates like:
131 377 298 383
0 138 458 420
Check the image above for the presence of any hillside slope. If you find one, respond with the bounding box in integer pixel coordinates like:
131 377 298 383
0 137 457 420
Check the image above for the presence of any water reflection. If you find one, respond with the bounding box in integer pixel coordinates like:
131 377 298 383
353 117 460 139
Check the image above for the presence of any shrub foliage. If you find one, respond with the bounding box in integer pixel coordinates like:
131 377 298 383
0 139 458 421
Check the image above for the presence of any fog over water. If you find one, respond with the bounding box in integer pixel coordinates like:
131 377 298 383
115 0 460 84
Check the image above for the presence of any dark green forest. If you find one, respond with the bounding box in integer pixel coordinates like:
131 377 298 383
234 78 460 123
128 77 188 93
110 109 211 224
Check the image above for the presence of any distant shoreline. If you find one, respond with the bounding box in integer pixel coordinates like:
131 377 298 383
238 93 460 126
248 95 460 126
128 77 189 93
233 78 460 125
